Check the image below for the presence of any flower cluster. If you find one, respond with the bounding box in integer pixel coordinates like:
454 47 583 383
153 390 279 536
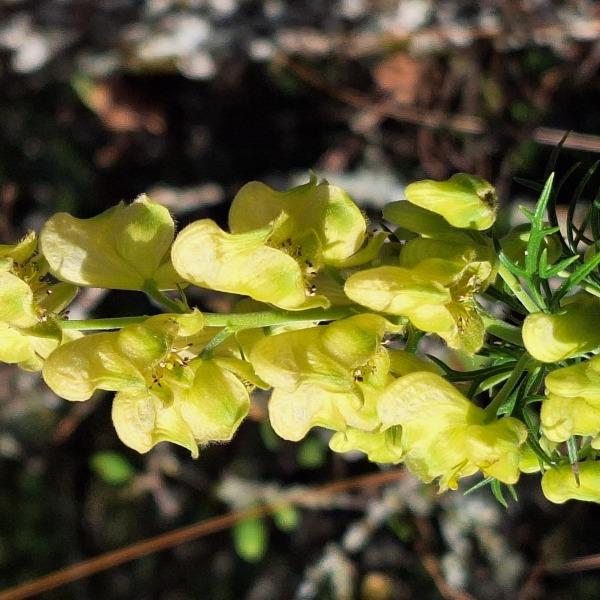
3 170 600 505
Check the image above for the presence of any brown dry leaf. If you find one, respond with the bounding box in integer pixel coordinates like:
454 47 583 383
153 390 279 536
373 52 424 105
78 78 166 134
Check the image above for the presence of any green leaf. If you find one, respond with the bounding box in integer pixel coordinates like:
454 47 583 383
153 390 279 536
549 162 582 255
553 251 600 305
539 252 579 279
463 476 494 496
525 173 554 279
490 479 508 508
566 161 599 252
233 517 269 563
514 177 543 193
297 436 327 469
90 451 135 486
273 505 300 532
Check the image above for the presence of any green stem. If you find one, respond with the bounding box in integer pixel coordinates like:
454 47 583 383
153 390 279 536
143 280 186 314
498 265 540 314
482 315 524 347
483 352 534 421
59 306 361 331
200 329 233 359
202 306 361 330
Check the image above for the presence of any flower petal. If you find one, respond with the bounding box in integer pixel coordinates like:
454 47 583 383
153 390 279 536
0 322 36 364
172 219 324 309
181 360 250 443
541 393 600 442
464 417 527 484
268 384 375 441
0 272 37 327
329 427 404 464
112 389 198 456
383 201 455 237
228 179 367 263
344 266 450 315
251 327 347 391
43 332 145 401
545 355 600 400
41 195 180 290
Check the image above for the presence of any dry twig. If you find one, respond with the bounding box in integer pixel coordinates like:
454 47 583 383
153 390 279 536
0 468 406 600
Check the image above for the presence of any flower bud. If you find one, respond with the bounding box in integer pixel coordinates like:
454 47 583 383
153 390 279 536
542 462 600 504
523 294 600 362
404 173 497 231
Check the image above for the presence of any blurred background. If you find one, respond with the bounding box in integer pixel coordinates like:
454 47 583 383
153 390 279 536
1 1 600 598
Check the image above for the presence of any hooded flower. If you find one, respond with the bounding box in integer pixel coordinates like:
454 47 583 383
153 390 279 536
249 314 395 441
327 349 438 464
540 355 600 445
378 372 527 491
523 293 600 363
541 461 600 504
40 194 183 291
0 232 77 371
403 173 497 231
42 311 252 456
345 236 495 353
171 178 382 310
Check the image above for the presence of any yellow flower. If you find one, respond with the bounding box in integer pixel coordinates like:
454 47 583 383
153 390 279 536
542 462 600 504
171 178 381 310
250 314 394 441
378 372 527 491
228 178 370 265
172 214 329 310
541 355 600 444
518 437 556 474
404 173 497 230
0 232 77 370
345 239 494 353
40 194 183 290
43 311 251 456
523 293 600 363
329 426 403 464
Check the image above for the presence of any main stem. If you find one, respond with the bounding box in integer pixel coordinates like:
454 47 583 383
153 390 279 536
59 306 362 331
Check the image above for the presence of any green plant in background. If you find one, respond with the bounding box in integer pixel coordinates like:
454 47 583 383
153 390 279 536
5 162 600 506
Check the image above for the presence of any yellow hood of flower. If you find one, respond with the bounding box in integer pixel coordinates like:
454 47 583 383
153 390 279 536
404 173 497 231
41 194 182 291
542 462 600 504
523 293 600 363
378 372 527 490
250 314 393 441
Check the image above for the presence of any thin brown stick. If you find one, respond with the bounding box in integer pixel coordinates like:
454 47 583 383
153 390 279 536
0 468 405 600
413 517 476 600
278 55 600 154
550 552 600 574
